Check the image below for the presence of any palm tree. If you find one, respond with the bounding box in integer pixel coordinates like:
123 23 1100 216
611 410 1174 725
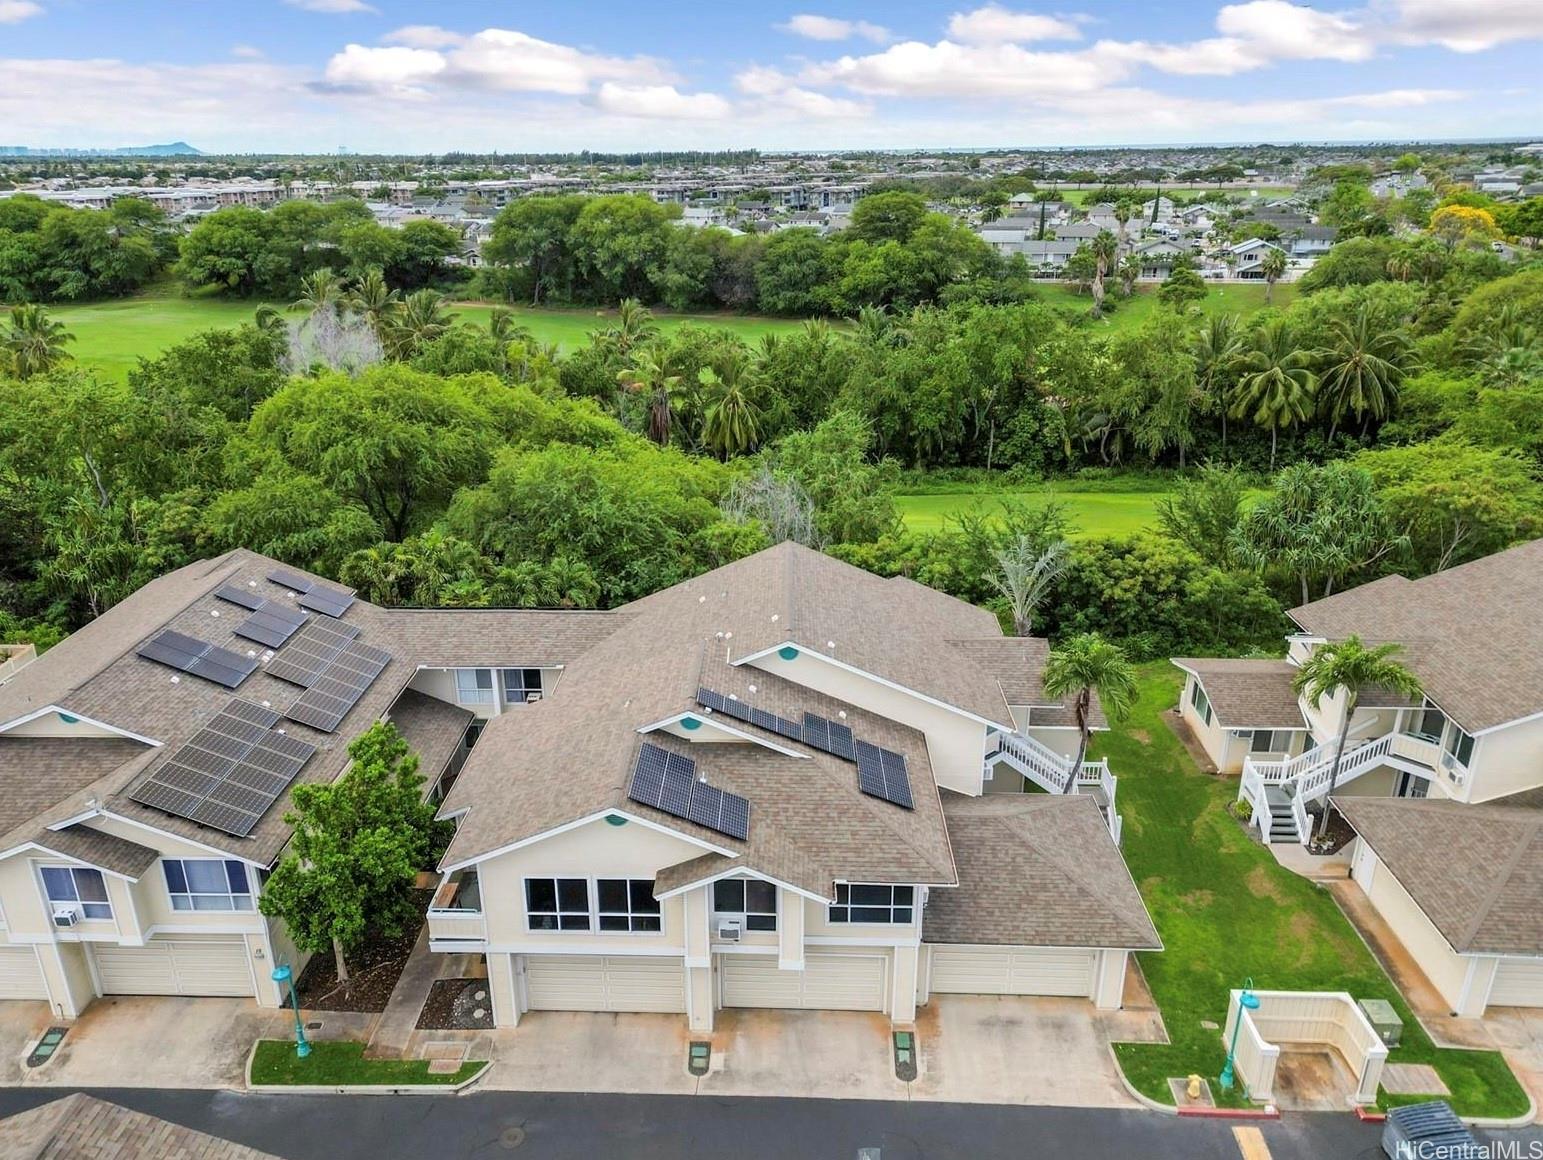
3 303 75 379
1192 313 1243 451
602 298 658 357
1089 230 1119 316
1316 305 1414 440
1259 246 1287 305
1293 636 1423 844
253 304 286 337
346 268 401 337
1232 318 1317 469
985 538 1068 637
1116 252 1141 298
386 289 452 359
290 267 345 314
1041 632 1138 775
698 358 763 460
1113 199 1135 247
616 348 682 446
487 306 532 347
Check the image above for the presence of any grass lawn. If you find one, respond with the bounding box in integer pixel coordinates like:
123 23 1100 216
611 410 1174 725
43 293 811 381
894 488 1168 537
1100 665 1528 1117
249 1039 485 1086
1034 281 1297 332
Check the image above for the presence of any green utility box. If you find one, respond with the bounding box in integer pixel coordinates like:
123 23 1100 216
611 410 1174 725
1358 998 1404 1047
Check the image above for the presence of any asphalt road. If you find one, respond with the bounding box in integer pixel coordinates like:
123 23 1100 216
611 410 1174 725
0 1087 1420 1159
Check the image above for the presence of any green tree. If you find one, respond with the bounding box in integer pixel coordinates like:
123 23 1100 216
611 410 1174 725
568 194 677 302
617 346 684 447
482 194 585 303
1315 303 1414 440
1232 318 1317 467
850 191 928 243
3 303 74 378
985 537 1068 636
290 267 345 314
1292 637 1422 843
384 289 453 360
1156 463 1248 568
259 722 444 984
1192 313 1243 449
1157 264 1207 307
1259 246 1287 305
1041 632 1138 772
1088 229 1119 316
698 357 763 460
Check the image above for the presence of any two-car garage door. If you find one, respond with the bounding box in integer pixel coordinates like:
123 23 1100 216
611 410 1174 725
93 937 254 997
928 945 1096 997
524 955 686 1013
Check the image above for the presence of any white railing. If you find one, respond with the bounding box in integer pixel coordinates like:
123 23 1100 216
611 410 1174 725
1294 734 1392 805
989 730 1075 794
1290 794 1310 845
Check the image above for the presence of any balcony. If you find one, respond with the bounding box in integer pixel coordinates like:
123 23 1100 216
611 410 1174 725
427 871 486 947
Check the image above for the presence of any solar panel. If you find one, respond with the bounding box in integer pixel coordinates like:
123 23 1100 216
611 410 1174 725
129 700 317 838
215 584 266 612
854 741 914 810
265 618 361 687
282 641 391 733
298 584 356 618
696 687 804 740
267 568 315 594
696 687 727 714
136 630 258 690
802 713 856 761
626 743 750 841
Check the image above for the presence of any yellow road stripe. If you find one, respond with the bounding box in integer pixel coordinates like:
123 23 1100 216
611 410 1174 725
1233 1125 1272 1160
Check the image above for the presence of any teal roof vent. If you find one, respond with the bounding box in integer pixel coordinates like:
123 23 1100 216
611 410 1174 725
604 814 628 827
57 712 79 725
777 646 800 661
681 716 702 731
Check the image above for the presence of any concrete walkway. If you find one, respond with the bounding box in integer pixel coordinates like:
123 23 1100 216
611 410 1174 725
1270 841 1352 883
363 924 440 1059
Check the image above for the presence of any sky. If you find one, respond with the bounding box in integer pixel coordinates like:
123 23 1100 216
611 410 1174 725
1 0 1540 153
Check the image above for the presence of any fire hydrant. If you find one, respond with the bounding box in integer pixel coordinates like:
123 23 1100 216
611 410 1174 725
1186 1074 1204 1100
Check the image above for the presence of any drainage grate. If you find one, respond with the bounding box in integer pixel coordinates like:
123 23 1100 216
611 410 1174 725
687 1040 711 1077
26 1026 69 1069
893 1030 917 1082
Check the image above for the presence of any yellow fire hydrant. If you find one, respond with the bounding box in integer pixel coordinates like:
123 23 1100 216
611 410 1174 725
1186 1074 1204 1100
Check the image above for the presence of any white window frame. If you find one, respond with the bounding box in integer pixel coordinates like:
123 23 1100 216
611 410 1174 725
1248 729 1293 754
596 878 663 933
524 876 591 932
1190 681 1213 726
829 883 914 925
41 865 113 921
455 668 494 706
162 858 254 912
501 668 543 706
712 878 778 933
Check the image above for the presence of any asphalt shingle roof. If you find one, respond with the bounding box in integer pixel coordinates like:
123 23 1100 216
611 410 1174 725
1171 658 1305 729
31 824 159 879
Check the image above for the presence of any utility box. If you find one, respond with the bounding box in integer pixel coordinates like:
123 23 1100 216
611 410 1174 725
1358 998 1404 1047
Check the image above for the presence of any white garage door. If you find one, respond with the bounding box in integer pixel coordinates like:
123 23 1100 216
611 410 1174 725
929 945 1096 997
1489 959 1543 1009
524 955 685 1013
94 938 254 997
720 953 887 1011
0 944 48 1000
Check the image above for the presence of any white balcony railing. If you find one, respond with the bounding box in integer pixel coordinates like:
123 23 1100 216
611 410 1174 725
427 872 486 946
988 732 1122 841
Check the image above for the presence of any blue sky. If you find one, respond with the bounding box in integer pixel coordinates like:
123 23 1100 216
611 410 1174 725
1 1 1539 152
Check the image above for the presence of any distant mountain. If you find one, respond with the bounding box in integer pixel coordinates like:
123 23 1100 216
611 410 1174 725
0 142 203 157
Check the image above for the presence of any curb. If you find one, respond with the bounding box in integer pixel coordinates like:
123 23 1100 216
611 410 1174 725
1105 1044 1176 1116
1355 1107 1387 1122
1177 1105 1281 1120
243 1041 491 1096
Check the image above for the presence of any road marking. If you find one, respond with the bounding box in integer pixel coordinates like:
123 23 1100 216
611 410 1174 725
1233 1125 1271 1160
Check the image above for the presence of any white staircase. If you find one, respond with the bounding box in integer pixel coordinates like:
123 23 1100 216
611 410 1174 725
987 730 1122 843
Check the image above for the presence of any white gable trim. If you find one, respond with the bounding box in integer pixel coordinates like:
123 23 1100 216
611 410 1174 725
81 808 270 869
0 705 163 747
440 808 736 875
0 841 142 881
654 865 828 905
636 713 810 760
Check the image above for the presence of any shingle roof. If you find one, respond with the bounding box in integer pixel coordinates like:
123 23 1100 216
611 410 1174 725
1335 795 1543 956
948 637 1106 729
31 824 159 878
923 792 1161 950
385 689 473 782
0 1093 279 1159
1290 539 1543 732
0 737 148 852
1171 658 1305 729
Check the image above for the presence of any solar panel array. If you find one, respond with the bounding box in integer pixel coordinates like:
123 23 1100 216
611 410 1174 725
137 630 259 690
266 568 314 594
627 742 751 841
801 712 856 761
215 584 309 650
130 699 316 837
284 641 392 733
695 688 804 739
298 585 356 619
854 740 914 809
266 618 361 687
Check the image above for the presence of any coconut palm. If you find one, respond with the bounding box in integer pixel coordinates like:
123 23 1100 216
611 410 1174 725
985 538 1069 637
616 347 683 446
1116 252 1141 298
253 304 286 337
1192 313 1244 451
1089 230 1119 316
3 303 75 379
602 298 658 357
1041 632 1138 775
698 356 763 460
385 289 452 359
1259 246 1287 305
346 268 401 337
487 306 532 347
1316 304 1414 440
1232 318 1317 469
1293 636 1423 844
290 267 345 314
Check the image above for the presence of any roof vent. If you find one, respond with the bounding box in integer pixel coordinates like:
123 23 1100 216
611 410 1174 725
210 610 220 617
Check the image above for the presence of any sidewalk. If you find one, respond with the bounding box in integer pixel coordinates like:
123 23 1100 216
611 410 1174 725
364 923 439 1059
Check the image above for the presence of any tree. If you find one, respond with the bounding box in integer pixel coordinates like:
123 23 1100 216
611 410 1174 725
483 194 585 303
567 194 676 302
1192 314 1243 449
289 267 345 314
1156 463 1248 568
850 191 928 243
1116 252 1140 297
384 289 453 360
1088 230 1119 316
617 347 684 447
985 537 1068 636
1232 318 1317 468
3 303 74 378
1292 636 1422 843
1259 246 1287 305
1316 303 1414 440
1157 264 1208 308
599 297 659 357
259 722 444 985
720 466 818 547
698 358 763 460
346 268 401 338
1040 632 1138 773
1429 204 1501 251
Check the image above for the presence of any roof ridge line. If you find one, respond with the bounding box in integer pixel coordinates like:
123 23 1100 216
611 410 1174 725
1453 810 1540 952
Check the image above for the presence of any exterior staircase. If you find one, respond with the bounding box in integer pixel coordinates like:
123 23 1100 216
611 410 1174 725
986 730 1122 843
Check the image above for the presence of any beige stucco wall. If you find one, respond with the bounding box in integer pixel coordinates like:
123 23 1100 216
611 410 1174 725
408 667 557 721
1464 715 1543 804
1352 840 1469 1011
746 649 990 795
0 711 133 739
1178 674 1232 770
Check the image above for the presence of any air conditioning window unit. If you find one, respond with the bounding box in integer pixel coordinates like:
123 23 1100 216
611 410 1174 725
715 919 742 942
52 906 80 928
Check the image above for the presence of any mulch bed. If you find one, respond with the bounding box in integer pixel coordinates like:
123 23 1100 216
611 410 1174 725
417 978 495 1031
1304 806 1357 855
293 888 433 1013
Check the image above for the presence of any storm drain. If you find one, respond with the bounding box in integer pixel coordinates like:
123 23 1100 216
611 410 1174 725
893 1030 917 1081
687 1041 711 1077
26 1026 69 1069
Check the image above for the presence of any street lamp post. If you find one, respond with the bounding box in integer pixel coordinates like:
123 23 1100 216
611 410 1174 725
271 961 311 1058
1218 979 1260 1093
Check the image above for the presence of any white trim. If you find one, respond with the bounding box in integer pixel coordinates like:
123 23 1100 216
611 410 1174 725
805 935 921 948
0 841 141 882
484 942 687 957
638 713 811 760
733 640 1011 730
521 874 670 939
441 809 736 874
0 704 163 747
654 866 828 905
142 921 265 937
1472 708 1543 738
93 809 270 869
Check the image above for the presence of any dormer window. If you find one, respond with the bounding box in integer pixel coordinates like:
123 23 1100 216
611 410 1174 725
713 879 777 932
455 669 494 705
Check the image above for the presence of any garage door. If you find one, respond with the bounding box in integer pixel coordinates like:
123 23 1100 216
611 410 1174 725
1489 959 1543 1008
720 953 887 1011
0 944 48 1000
928 946 1096 997
94 939 254 997
524 955 685 1013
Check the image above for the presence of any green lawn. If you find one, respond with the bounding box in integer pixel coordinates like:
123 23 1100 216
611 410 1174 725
894 488 1170 537
42 293 812 381
249 1039 485 1086
1101 665 1528 1117
1035 282 1297 332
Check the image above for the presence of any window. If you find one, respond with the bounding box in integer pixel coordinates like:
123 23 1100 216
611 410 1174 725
463 720 484 749
163 859 253 912
597 879 662 933
41 866 112 920
713 878 777 932
1249 729 1291 754
1190 682 1212 726
1443 724 1475 771
502 668 542 705
829 884 914 925
455 668 494 705
525 878 590 931
1412 704 1447 743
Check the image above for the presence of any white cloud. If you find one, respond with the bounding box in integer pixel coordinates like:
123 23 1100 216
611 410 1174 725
804 39 1112 97
231 44 266 60
1215 1 1372 60
735 66 869 117
1388 0 1543 52
592 83 732 119
945 6 1084 44
779 14 890 43
0 0 42 23
323 43 445 95
284 0 377 13
380 25 465 49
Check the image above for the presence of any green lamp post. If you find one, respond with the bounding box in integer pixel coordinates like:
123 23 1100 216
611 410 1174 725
271 960 311 1058
1219 979 1260 1092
